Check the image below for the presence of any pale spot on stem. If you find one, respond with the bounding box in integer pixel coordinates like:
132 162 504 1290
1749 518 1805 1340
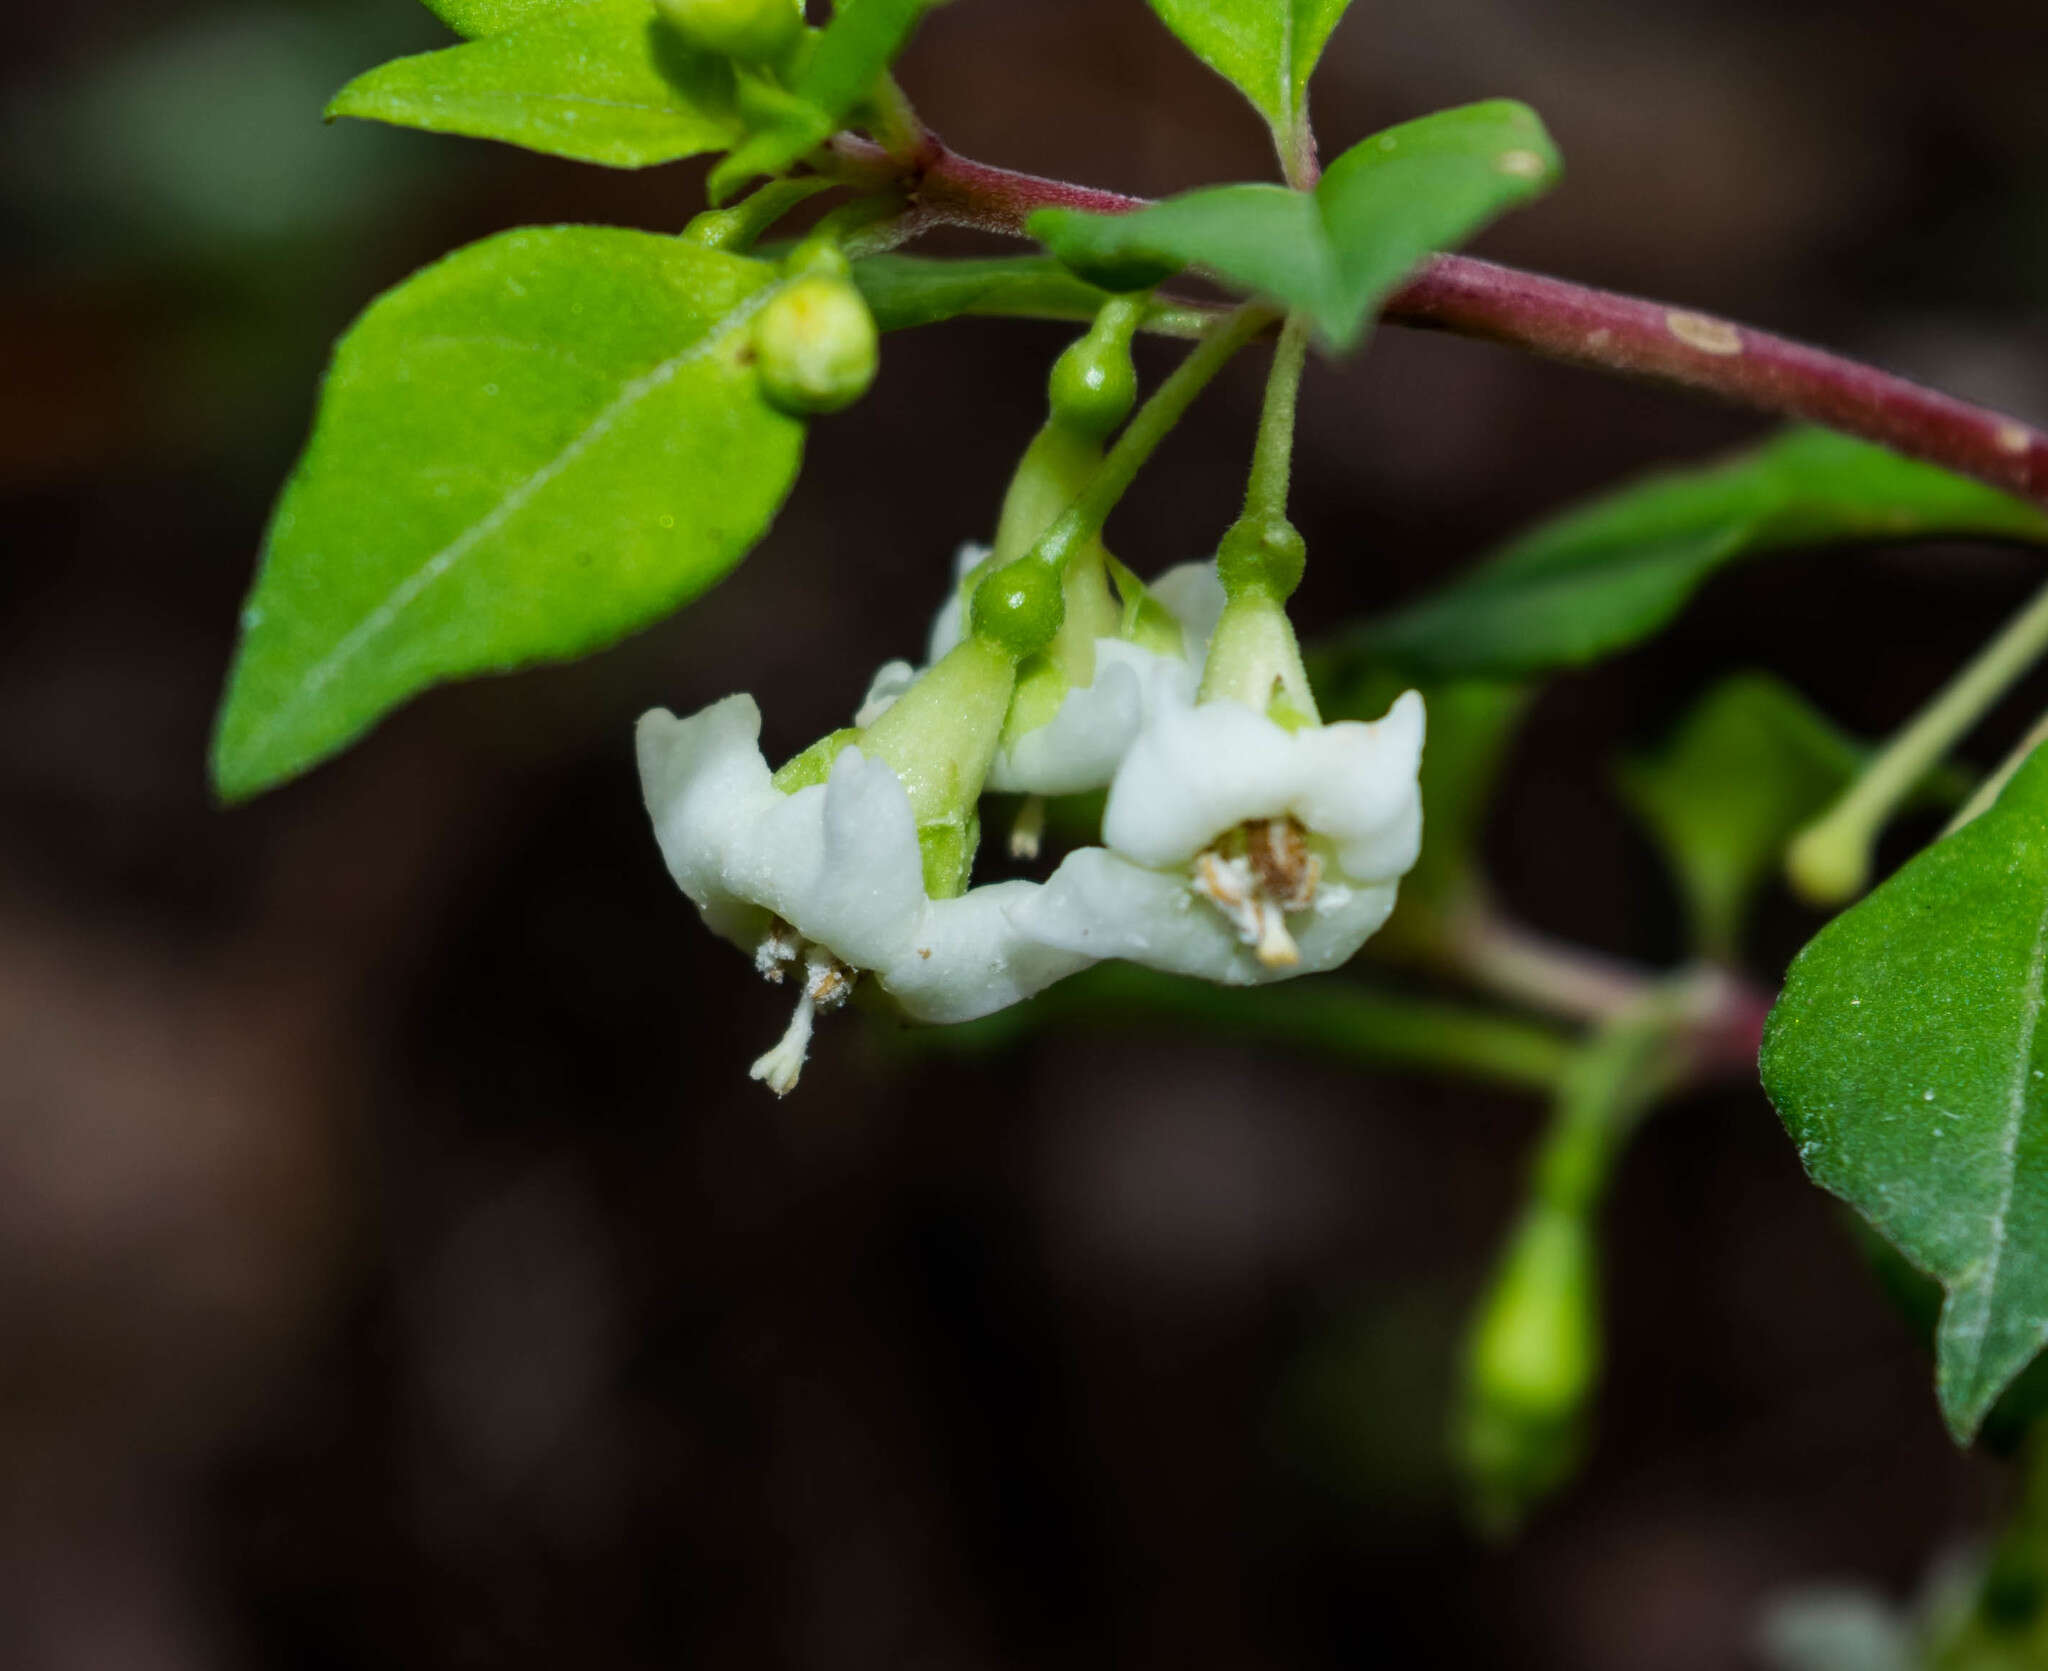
1665 310 1744 357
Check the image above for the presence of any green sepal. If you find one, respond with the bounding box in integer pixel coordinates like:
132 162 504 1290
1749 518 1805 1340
772 726 861 792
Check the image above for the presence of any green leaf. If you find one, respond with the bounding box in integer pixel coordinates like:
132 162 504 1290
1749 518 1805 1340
708 0 942 202
851 253 1117 331
1364 428 2048 680
1029 100 1560 349
213 227 805 799
1618 674 1974 961
329 11 738 168
1143 0 1352 139
1761 741 2048 1442
1619 676 1863 962
420 0 634 41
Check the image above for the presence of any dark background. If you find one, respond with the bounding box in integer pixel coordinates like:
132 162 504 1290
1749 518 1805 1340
4 0 2048 1665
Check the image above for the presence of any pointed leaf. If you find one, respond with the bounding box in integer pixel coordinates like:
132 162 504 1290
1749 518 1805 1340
1365 428 2048 679
1762 742 2048 1441
1143 0 1353 137
330 11 738 168
1029 101 1560 348
420 0 634 41
1616 675 1964 961
213 227 805 799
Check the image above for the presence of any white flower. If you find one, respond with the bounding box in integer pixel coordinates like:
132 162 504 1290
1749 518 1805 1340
858 550 1227 798
637 694 1093 1091
1012 688 1426 984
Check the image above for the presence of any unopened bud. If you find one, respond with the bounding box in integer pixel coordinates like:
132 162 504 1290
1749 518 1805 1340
1048 300 1142 440
1456 1204 1600 1535
971 558 1065 659
653 0 804 63
753 274 879 416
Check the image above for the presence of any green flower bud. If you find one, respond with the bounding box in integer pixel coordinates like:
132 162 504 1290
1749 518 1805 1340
653 0 804 63
1215 514 1307 600
1048 308 1143 442
1456 1204 1600 1535
971 558 1066 660
753 274 879 416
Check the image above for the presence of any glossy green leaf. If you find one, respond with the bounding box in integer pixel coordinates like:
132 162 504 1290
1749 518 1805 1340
709 0 942 202
1365 428 2048 679
329 11 737 168
1143 0 1352 138
421 0 634 41
1029 101 1560 349
1762 742 2048 1442
213 227 805 799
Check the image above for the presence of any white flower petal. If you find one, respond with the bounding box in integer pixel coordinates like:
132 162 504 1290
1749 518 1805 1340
924 541 987 665
1013 847 1400 984
880 881 1095 1023
639 697 1095 1019
1103 690 1425 881
987 641 1196 794
855 658 918 727
1147 559 1228 655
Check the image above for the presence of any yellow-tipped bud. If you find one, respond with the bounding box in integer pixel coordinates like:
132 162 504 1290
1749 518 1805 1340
752 275 879 416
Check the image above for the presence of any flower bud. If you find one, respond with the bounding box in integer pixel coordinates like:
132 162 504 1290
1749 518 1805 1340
1456 1204 1600 1535
753 274 879 416
971 558 1066 660
1216 514 1307 600
653 0 804 63
1048 300 1143 441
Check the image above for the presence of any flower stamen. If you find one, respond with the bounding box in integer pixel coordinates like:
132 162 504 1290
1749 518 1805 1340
1190 817 1322 968
748 931 855 1096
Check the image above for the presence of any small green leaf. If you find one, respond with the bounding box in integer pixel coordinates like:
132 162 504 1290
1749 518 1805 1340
1144 0 1352 139
851 254 1117 331
420 0 633 41
330 11 737 168
213 227 805 799
1029 101 1560 349
1614 675 1964 961
709 0 942 202
1762 741 2048 1442
1365 429 2048 680
1618 676 1862 962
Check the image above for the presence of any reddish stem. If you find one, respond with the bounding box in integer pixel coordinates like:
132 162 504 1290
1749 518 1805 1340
1386 256 2048 503
839 137 2048 509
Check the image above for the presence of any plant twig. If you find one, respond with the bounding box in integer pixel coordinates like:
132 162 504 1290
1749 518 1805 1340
830 137 2048 511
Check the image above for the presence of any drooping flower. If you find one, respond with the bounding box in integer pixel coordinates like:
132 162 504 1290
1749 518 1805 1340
1012 583 1426 984
638 692 1094 1092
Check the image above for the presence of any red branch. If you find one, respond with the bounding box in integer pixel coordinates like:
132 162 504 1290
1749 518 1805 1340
837 137 2048 510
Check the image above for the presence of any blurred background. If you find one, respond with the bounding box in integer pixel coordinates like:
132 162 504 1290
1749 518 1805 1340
4 0 2048 1665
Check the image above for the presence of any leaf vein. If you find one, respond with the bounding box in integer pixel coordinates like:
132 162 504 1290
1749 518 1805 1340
239 282 781 761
